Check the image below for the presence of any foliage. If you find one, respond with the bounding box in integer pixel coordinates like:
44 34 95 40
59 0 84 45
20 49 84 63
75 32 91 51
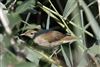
0 0 100 67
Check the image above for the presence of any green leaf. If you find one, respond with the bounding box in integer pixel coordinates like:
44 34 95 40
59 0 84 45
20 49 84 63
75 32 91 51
15 62 38 67
77 51 89 67
25 47 42 65
1 50 18 67
63 0 77 19
61 45 71 67
51 64 58 67
21 24 41 31
25 47 56 65
0 34 3 42
8 13 21 29
88 44 100 55
15 0 36 14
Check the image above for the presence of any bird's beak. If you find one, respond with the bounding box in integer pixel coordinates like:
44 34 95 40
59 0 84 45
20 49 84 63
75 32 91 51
20 30 37 38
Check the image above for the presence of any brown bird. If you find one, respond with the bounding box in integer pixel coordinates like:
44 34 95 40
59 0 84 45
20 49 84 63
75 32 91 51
20 30 78 48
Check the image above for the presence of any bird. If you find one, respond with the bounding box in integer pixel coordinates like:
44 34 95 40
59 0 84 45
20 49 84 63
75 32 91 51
20 29 78 48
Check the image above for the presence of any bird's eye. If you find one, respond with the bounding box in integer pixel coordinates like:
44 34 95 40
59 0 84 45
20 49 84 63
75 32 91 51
30 32 34 35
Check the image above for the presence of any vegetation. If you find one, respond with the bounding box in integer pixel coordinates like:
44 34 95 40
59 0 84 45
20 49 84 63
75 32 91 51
0 0 100 67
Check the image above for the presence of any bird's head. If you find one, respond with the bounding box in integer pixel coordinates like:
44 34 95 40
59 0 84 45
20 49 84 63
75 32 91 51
20 30 38 39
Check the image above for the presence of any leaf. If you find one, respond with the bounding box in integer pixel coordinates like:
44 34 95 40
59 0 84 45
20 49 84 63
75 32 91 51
25 47 56 65
25 47 42 65
15 0 36 14
63 0 77 19
7 13 21 29
0 34 3 42
77 51 89 67
1 50 19 67
88 44 100 55
51 64 58 67
78 47 100 67
21 24 41 31
15 62 38 67
61 45 71 67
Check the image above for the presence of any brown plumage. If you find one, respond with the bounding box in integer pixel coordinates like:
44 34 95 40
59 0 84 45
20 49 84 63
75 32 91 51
20 30 78 48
